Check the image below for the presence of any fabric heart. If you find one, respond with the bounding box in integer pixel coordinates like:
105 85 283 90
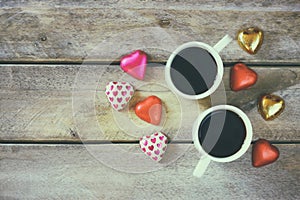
252 139 280 167
120 50 147 80
139 132 168 162
135 95 162 125
105 81 134 111
258 94 285 120
230 63 257 91
237 27 263 54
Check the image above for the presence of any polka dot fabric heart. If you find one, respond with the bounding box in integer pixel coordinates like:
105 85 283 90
105 81 134 111
139 132 168 162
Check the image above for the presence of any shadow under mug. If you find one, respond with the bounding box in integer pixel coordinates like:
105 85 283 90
192 105 253 178
165 35 232 100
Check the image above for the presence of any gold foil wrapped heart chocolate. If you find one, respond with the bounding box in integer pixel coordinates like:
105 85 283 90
258 94 285 121
237 27 263 54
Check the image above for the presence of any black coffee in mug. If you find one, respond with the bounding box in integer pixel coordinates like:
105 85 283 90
170 47 217 95
198 110 246 158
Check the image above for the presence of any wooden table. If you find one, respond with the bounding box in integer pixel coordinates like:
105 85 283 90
1 1 299 199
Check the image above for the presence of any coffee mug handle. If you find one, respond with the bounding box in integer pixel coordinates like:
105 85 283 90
193 155 211 178
213 34 233 53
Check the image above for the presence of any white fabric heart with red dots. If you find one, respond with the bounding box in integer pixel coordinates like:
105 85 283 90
139 132 168 162
105 81 134 111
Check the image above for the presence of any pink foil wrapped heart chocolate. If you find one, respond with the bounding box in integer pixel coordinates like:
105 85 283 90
105 81 134 111
120 50 147 80
139 132 168 162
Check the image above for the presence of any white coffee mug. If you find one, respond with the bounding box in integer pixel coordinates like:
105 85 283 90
192 105 253 177
165 35 232 100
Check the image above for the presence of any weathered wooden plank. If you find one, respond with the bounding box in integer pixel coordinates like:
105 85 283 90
1 65 299 91
1 0 299 11
0 5 299 63
1 66 299 141
0 144 299 199
1 87 299 142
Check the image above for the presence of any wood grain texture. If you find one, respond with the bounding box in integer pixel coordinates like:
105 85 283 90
1 65 299 141
1 0 299 10
1 1 299 199
0 1 299 63
0 144 299 199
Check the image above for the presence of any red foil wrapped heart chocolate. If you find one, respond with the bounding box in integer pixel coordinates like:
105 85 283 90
135 95 162 125
230 63 257 91
252 139 280 167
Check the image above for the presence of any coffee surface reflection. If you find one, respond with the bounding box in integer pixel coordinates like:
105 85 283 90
170 47 217 95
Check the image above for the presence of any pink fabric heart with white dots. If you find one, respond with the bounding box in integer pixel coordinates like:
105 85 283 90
139 132 168 162
105 81 134 111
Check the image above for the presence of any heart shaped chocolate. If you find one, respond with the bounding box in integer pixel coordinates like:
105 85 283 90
135 95 162 125
258 94 285 120
230 63 257 91
139 132 168 162
252 139 280 167
237 27 263 54
120 50 147 80
105 81 134 111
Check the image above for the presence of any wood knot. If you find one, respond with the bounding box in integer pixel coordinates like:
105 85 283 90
159 18 171 27
69 128 79 138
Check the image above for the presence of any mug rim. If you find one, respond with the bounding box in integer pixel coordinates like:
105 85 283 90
192 105 253 163
165 41 224 100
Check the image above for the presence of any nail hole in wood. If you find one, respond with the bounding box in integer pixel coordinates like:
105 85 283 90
40 35 47 41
